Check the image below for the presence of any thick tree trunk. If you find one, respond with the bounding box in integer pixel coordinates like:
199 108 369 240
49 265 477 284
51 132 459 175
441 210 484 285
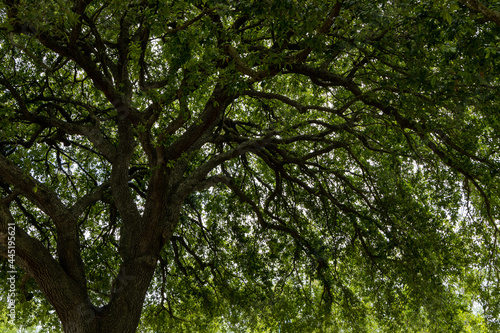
56 193 183 333
58 258 158 333
1 194 179 333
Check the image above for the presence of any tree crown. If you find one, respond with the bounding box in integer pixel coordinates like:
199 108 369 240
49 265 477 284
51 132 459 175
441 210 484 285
0 0 499 332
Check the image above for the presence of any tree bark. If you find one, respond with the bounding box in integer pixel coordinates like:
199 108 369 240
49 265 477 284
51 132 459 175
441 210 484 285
1 199 179 333
0 154 184 332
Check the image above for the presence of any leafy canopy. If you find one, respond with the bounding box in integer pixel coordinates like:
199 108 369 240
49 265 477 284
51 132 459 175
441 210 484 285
0 0 499 332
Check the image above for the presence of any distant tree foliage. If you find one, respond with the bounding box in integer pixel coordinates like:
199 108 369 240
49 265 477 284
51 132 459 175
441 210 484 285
0 0 499 332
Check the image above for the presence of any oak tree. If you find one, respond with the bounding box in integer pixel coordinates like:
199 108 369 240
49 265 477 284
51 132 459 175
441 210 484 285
1 0 499 332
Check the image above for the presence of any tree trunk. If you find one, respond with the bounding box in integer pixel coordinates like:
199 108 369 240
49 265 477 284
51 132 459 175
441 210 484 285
58 259 158 333
1 196 179 333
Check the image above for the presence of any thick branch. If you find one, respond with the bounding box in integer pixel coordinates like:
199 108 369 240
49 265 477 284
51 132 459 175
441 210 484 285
70 181 110 218
0 202 89 324
461 0 500 26
112 118 142 260
225 44 264 80
0 156 87 287
162 83 234 164
180 138 274 195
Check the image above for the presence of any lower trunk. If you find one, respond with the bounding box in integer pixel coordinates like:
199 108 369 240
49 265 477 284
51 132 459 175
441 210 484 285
59 255 158 333
9 173 184 332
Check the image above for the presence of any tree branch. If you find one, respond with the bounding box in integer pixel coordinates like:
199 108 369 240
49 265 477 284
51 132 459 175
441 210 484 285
0 201 89 319
461 0 500 26
0 155 87 287
162 83 234 164
70 181 110 218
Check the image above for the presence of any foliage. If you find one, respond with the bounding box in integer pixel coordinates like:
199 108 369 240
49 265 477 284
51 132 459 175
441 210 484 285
0 0 499 332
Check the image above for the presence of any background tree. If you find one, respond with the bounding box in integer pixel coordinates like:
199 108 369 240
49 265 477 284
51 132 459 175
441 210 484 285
0 0 499 332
